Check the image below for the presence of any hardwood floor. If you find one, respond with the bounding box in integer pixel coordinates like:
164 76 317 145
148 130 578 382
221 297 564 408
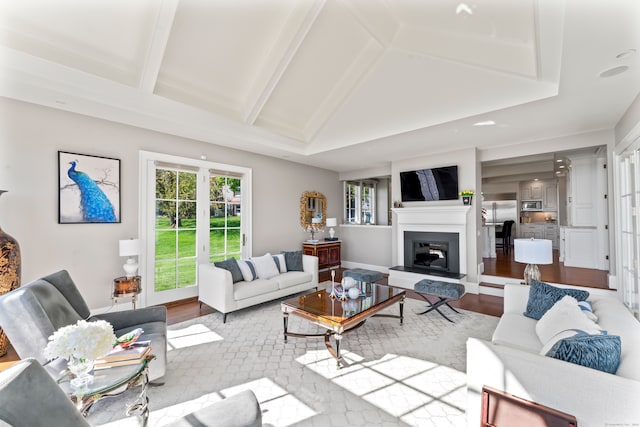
483 247 609 289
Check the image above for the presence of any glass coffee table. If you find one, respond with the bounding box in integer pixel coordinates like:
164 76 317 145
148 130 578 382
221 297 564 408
281 284 405 367
58 354 154 426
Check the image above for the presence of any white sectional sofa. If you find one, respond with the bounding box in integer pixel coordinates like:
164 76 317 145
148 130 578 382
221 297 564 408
467 283 640 426
198 254 318 322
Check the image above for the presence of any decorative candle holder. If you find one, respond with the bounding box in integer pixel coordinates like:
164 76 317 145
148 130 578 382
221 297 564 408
328 270 337 299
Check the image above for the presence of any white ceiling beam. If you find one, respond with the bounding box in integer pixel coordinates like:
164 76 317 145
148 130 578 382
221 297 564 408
339 0 400 47
138 0 179 93
303 39 384 142
241 0 326 126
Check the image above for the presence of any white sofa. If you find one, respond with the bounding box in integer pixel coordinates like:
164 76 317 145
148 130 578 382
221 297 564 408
198 255 318 322
467 283 640 426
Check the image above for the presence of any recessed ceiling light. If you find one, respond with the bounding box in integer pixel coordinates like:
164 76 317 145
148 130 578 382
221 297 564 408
559 165 565 169
556 159 563 163
599 65 630 78
616 49 636 59
473 120 496 127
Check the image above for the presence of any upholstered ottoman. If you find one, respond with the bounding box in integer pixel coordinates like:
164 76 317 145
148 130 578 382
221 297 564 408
413 279 465 322
343 268 383 293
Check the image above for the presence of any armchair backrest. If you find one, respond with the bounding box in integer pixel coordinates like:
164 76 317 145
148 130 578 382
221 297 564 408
0 270 86 366
0 358 91 427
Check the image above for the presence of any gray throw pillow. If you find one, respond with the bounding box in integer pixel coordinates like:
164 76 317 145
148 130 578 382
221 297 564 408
214 257 243 283
524 280 590 320
282 250 303 271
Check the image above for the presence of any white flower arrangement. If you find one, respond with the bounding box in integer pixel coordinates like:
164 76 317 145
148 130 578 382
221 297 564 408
44 319 116 362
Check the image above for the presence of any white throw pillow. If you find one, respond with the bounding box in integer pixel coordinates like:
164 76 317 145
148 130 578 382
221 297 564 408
251 253 280 280
273 254 287 273
237 259 257 282
535 295 601 345
578 300 598 322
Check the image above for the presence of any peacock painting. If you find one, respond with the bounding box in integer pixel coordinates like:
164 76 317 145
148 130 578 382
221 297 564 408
58 151 120 224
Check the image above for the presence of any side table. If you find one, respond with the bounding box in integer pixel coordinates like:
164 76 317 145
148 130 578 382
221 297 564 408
58 354 154 426
113 276 141 309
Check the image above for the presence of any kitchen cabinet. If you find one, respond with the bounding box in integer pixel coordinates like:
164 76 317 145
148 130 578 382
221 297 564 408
543 183 558 211
303 240 341 270
567 156 597 226
544 224 559 249
520 180 558 211
519 224 544 239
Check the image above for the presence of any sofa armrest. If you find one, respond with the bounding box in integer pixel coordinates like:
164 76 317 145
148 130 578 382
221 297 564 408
466 337 640 427
92 306 167 331
198 263 236 314
503 284 530 314
303 255 319 287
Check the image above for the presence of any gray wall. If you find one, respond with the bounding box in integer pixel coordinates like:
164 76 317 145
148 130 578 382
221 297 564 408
0 98 341 308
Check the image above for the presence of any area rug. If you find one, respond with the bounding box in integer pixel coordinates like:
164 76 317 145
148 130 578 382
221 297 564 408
90 287 499 427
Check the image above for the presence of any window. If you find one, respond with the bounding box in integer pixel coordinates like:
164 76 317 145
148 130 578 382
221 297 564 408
344 181 376 224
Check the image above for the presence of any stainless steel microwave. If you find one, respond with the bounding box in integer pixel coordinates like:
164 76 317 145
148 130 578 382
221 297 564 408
521 200 543 211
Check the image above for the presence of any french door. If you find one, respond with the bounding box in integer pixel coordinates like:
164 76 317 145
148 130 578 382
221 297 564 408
139 151 251 306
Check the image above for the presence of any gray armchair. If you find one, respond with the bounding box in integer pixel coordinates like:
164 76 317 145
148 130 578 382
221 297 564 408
0 358 262 427
0 270 166 381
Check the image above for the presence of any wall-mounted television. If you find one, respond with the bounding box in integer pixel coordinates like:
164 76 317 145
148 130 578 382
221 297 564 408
400 165 458 202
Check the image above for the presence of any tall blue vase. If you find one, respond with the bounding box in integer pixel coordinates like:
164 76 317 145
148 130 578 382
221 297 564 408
0 190 21 356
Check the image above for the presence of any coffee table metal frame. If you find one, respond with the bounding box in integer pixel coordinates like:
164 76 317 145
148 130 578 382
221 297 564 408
281 284 405 368
58 354 154 426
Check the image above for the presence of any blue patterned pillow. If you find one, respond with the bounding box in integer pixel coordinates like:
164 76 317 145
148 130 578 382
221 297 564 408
214 257 243 283
546 330 621 374
524 280 590 320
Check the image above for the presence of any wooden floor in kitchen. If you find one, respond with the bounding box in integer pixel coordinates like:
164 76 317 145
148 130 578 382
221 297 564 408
483 247 609 289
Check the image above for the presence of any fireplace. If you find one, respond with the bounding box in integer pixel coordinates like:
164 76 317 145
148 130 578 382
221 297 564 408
390 206 470 288
404 231 460 274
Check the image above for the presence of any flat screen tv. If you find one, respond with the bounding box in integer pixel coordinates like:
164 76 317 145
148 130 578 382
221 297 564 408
400 165 459 202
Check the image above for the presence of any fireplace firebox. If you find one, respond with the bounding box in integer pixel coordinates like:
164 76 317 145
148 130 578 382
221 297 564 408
403 231 460 274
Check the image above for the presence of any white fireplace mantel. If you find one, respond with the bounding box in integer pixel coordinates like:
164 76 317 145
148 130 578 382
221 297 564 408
392 206 471 226
391 205 472 286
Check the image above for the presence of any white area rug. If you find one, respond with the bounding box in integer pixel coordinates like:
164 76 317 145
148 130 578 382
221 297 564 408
91 287 499 427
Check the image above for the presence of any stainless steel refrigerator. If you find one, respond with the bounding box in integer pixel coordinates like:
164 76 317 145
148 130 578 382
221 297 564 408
482 198 518 226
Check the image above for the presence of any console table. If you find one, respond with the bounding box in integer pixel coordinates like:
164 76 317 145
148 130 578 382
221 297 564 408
303 240 341 270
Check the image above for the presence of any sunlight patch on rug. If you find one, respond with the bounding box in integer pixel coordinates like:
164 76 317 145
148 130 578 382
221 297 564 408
297 351 466 426
167 323 223 351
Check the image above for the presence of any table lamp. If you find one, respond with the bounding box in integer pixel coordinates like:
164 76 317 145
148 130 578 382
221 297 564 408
119 238 140 277
325 218 337 240
514 238 553 285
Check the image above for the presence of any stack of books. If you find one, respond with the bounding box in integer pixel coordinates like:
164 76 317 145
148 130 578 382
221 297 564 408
94 341 151 370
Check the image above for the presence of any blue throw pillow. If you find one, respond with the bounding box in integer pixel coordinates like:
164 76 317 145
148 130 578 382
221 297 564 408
524 280 590 320
282 250 303 271
214 257 243 283
546 330 621 374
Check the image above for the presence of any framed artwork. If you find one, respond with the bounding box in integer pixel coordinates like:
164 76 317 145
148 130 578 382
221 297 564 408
58 151 121 224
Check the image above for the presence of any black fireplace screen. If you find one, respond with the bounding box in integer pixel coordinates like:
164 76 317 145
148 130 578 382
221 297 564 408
404 231 459 274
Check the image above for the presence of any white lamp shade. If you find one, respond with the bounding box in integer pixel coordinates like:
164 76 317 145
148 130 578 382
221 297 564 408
326 218 337 227
119 239 140 257
514 239 553 264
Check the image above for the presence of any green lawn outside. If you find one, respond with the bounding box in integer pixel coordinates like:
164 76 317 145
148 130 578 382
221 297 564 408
154 216 241 292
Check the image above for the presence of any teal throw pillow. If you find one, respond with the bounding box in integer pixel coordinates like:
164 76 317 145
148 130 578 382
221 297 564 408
214 257 243 283
546 330 621 374
282 250 303 271
524 280 590 320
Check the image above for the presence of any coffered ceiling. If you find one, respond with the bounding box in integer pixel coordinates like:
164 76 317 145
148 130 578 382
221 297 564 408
1 0 639 172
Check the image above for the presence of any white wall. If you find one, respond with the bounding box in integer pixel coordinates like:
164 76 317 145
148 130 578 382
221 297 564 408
339 225 392 269
0 98 340 309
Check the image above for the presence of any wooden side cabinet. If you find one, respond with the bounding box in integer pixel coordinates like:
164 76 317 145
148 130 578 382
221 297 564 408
303 241 341 270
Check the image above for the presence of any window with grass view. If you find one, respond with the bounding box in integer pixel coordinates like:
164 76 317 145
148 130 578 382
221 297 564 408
209 176 241 263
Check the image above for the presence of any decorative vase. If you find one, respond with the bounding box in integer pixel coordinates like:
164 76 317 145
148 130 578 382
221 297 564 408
348 287 361 299
0 190 21 357
462 196 472 205
68 357 95 389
